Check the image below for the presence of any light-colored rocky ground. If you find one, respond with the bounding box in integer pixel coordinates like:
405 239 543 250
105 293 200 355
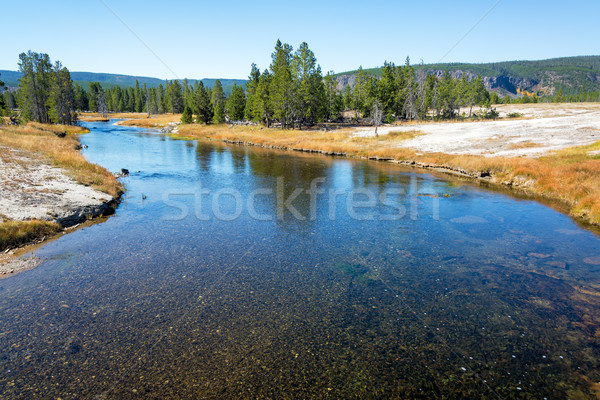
1 146 115 276
0 253 42 278
354 103 600 157
0 146 112 224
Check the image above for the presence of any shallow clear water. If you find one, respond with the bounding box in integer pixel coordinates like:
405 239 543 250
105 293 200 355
1 121 600 399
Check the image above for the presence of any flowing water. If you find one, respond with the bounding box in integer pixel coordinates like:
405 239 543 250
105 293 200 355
1 121 600 399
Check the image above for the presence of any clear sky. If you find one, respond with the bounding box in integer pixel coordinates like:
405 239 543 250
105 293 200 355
2 0 599 80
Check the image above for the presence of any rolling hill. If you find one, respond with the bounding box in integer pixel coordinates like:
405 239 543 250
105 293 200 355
335 56 600 97
3 55 599 98
0 70 247 94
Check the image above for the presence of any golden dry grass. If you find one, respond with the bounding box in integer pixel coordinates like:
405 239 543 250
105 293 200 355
78 112 149 121
169 122 600 226
386 130 425 141
78 116 110 122
118 113 182 127
0 123 121 197
506 141 544 150
27 122 90 135
0 220 61 251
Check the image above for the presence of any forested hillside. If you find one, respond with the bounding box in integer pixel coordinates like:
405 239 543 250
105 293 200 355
0 70 246 94
4 55 598 100
336 56 600 96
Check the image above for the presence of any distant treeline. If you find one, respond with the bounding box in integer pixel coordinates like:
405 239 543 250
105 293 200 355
2 46 598 126
491 89 600 105
190 40 496 127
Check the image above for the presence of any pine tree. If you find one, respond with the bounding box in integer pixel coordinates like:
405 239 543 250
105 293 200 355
269 40 294 128
225 83 246 121
18 51 53 123
291 42 325 127
438 71 457 119
73 83 88 111
244 64 261 120
0 74 6 116
469 75 489 117
89 82 102 112
402 65 418 121
343 85 352 111
134 80 143 112
156 84 165 114
47 61 76 125
167 80 183 113
126 87 135 111
323 72 339 121
352 67 375 120
195 82 213 124
5 91 17 111
180 105 193 124
377 62 397 117
211 79 225 111
255 69 272 126
213 102 225 123
352 66 366 120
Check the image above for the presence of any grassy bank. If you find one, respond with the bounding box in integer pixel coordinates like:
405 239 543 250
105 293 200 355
0 220 61 252
0 122 121 197
0 122 122 251
79 112 177 127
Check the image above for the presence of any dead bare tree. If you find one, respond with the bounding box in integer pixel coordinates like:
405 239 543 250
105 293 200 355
97 90 108 118
372 100 383 136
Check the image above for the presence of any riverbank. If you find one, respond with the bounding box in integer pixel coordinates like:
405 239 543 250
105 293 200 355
105 103 600 227
0 123 122 276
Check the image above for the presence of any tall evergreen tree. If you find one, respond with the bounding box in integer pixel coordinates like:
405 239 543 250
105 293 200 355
195 82 213 124
0 74 6 115
89 82 102 112
168 80 184 113
156 84 165 114
180 105 193 124
292 42 325 127
244 63 261 120
134 80 143 112
213 103 225 124
47 61 76 125
377 62 397 117
255 69 273 126
210 79 225 111
225 83 246 121
269 40 294 128
18 51 53 123
73 83 88 111
324 72 340 121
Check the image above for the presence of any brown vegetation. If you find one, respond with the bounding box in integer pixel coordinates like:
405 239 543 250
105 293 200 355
0 220 61 252
0 123 122 252
117 114 182 127
78 112 149 121
0 123 121 197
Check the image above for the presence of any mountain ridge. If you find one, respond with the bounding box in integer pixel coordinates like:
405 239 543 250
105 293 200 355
335 55 600 97
3 55 600 97
0 70 247 94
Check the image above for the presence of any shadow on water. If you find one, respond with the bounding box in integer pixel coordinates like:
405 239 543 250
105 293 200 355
0 120 600 398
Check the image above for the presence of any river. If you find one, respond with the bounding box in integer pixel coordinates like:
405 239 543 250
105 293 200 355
1 120 600 398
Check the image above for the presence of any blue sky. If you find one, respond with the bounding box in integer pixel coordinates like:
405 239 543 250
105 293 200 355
2 0 599 79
